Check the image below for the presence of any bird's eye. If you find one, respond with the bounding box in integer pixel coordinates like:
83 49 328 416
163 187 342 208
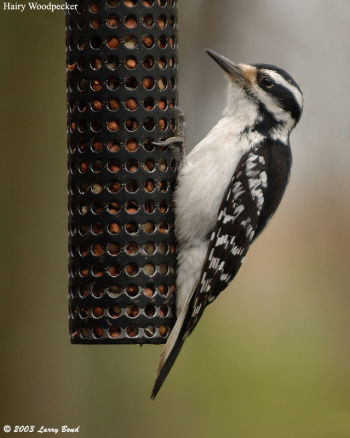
260 76 274 88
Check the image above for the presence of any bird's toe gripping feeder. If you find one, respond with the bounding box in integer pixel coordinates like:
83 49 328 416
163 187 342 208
66 0 178 344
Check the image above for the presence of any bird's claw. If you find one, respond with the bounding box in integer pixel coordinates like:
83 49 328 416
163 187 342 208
152 107 186 161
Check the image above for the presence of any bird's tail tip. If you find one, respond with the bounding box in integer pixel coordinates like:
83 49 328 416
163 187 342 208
150 303 190 400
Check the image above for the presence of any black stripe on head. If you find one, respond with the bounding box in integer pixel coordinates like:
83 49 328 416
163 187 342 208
253 65 303 124
268 81 302 123
253 63 302 93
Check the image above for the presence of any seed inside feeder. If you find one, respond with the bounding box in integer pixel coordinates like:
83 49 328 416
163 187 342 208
108 285 121 298
127 284 138 296
125 76 138 89
108 181 121 193
143 242 155 254
126 223 138 237
159 304 168 317
125 57 137 69
159 222 169 234
143 221 155 233
108 242 121 256
145 285 155 297
143 77 154 89
159 325 168 337
126 242 139 254
126 326 139 337
126 200 139 213
126 180 138 192
159 263 168 275
126 263 139 276
107 37 119 49
92 100 103 111
91 18 100 29
92 183 103 194
92 222 103 235
143 56 154 69
158 98 167 110
93 306 104 318
143 14 154 27
107 16 119 28
126 159 138 172
125 118 138 131
125 36 137 49
144 263 155 276
92 265 104 277
79 244 89 257
79 182 90 195
158 15 166 29
125 16 137 28
159 200 168 213
144 97 154 110
92 244 104 256
108 264 121 277
159 159 167 172
158 57 166 69
109 222 121 234
145 304 156 317
125 0 136 6
144 180 155 192
108 99 120 111
92 201 104 214
143 36 154 48
108 160 121 173
94 327 104 338
126 98 137 110
144 158 155 171
145 326 155 337
109 326 121 338
107 56 119 70
127 305 139 317
159 118 167 130
91 56 103 70
144 199 155 214
108 120 120 132
107 78 120 90
126 139 138 152
91 79 103 91
158 284 168 295
109 304 121 318
89 3 99 13
107 141 120 152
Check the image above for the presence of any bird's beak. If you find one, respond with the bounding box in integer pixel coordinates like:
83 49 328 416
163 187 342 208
206 48 249 84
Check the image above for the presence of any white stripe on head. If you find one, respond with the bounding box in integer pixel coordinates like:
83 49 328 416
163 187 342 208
262 69 304 110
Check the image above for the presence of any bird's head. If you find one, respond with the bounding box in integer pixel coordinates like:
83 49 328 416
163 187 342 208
206 49 303 137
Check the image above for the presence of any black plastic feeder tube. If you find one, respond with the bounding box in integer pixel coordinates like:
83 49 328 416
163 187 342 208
66 0 178 344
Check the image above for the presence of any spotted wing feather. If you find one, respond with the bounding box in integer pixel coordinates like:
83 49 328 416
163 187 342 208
187 140 291 334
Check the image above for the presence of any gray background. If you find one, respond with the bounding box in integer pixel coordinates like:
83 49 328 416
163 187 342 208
1 1 350 437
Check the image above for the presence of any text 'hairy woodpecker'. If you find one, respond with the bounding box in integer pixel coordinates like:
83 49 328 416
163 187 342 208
151 48 303 399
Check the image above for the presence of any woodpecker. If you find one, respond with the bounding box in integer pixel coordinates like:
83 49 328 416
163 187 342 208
151 49 303 399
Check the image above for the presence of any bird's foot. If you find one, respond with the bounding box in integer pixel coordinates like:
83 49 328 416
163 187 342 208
152 107 186 162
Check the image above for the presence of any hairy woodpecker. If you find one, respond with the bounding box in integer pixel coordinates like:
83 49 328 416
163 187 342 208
151 49 303 399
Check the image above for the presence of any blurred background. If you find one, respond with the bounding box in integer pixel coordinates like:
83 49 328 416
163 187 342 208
1 0 350 437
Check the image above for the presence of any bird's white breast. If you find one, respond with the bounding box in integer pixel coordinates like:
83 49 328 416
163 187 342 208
175 116 261 244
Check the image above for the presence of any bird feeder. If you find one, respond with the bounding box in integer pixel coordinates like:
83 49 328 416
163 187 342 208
66 0 178 344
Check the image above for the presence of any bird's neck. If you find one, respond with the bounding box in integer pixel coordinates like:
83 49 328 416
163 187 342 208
223 84 293 146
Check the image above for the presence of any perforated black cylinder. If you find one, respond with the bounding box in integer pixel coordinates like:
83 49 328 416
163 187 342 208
66 0 178 344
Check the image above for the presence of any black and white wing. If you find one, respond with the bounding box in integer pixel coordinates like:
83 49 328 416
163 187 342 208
186 139 292 334
151 140 291 398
